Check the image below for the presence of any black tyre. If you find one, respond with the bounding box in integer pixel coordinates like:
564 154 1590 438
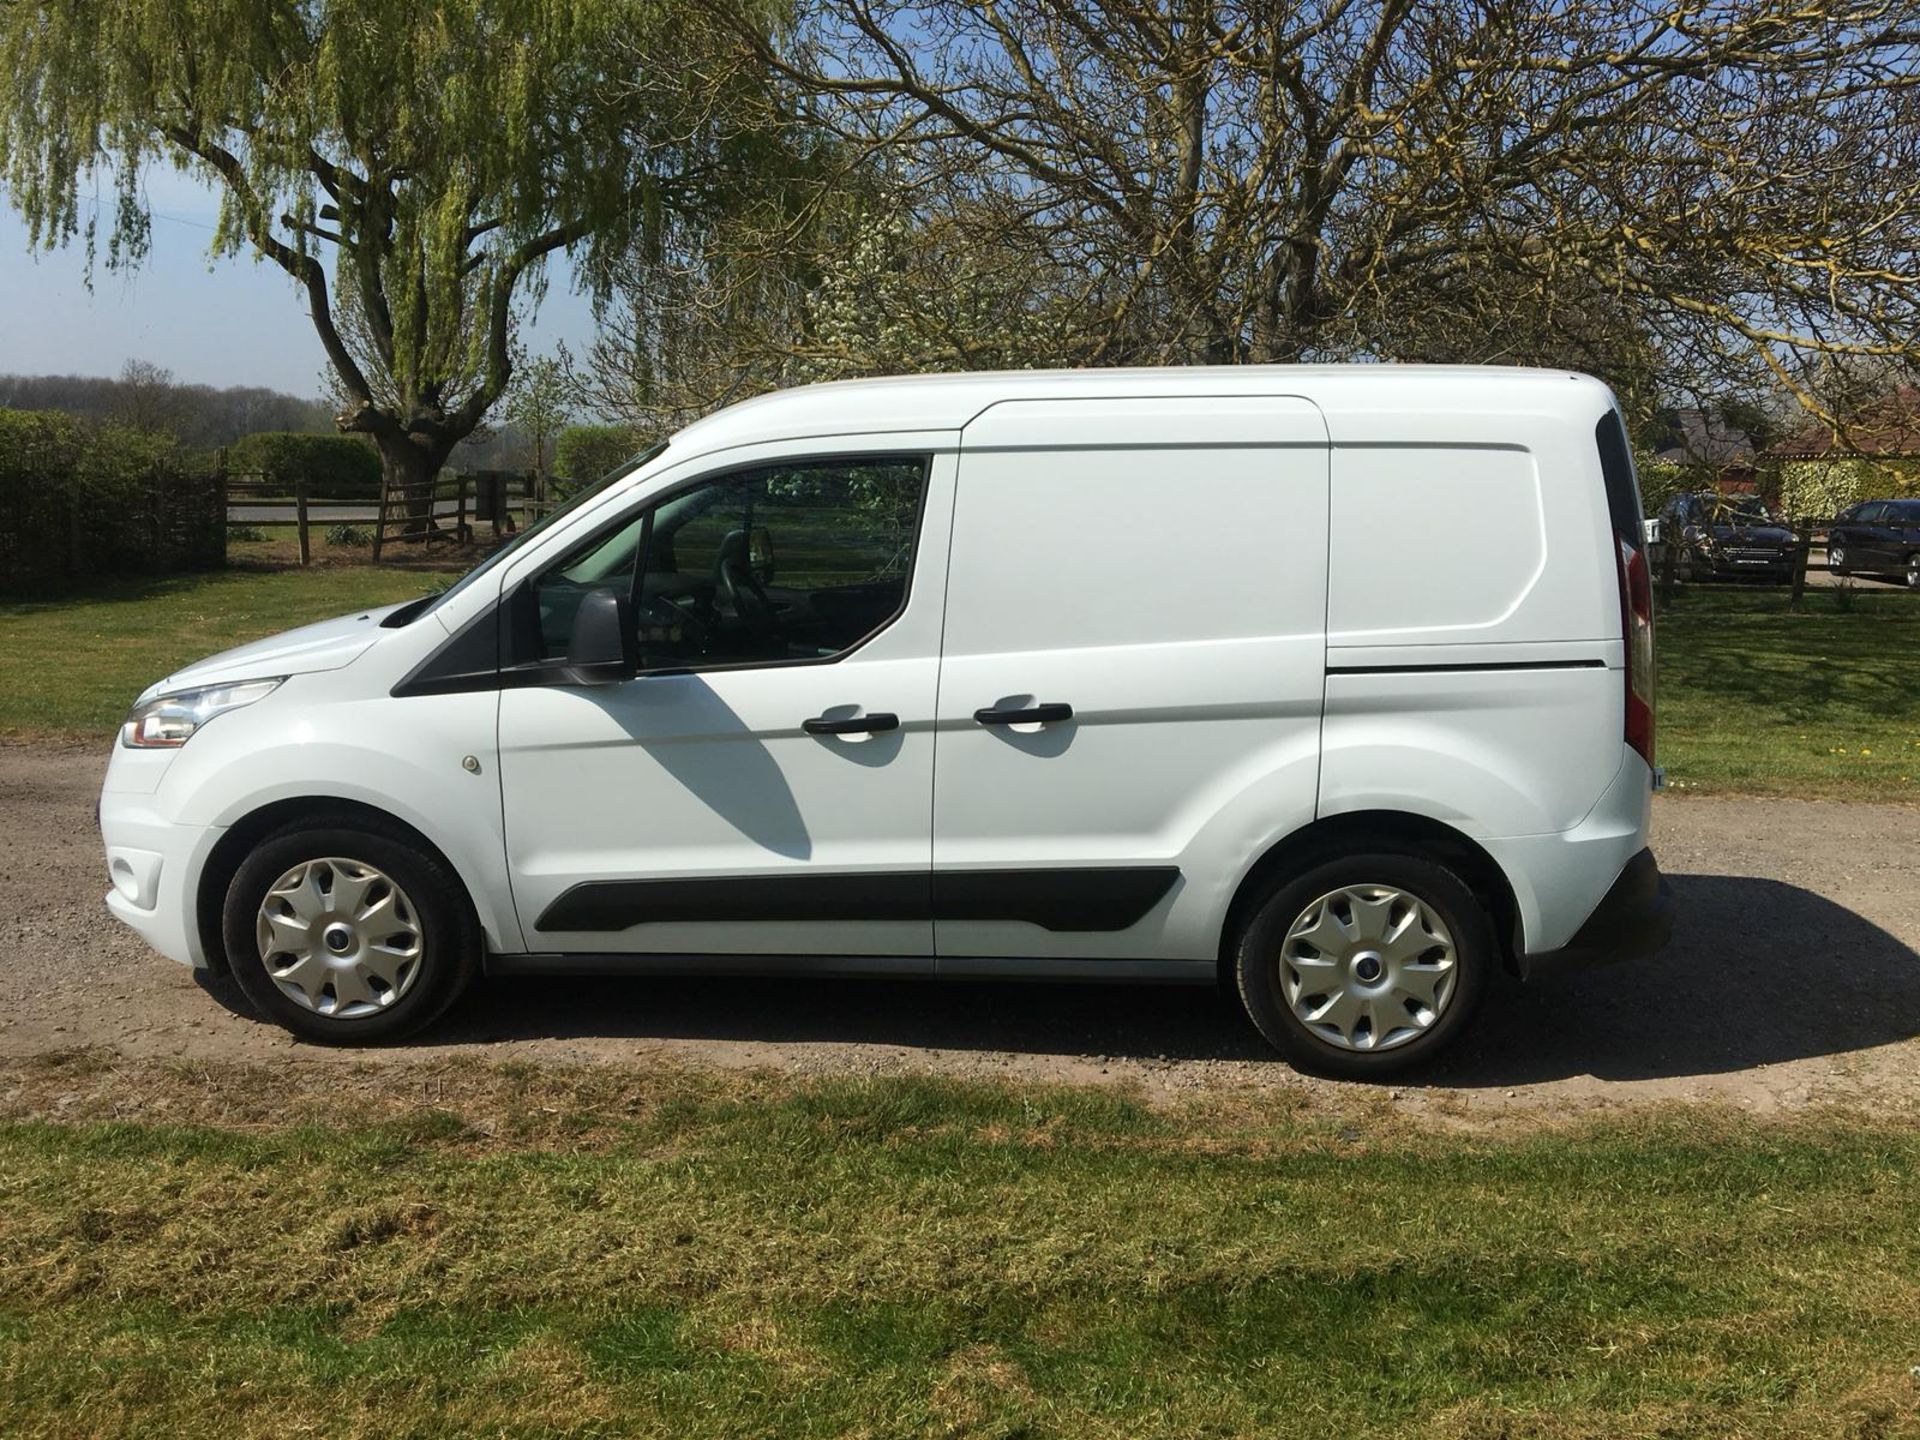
1232 852 1494 1080
1828 542 1849 577
222 819 479 1044
1905 553 1919 591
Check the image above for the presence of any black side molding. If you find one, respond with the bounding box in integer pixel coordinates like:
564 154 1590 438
932 867 1177 931
535 867 1181 935
1327 659 1607 676
538 872 929 932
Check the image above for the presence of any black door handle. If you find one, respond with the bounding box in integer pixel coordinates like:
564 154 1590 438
803 711 900 736
974 702 1073 726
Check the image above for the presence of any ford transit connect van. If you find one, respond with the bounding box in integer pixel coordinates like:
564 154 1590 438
100 367 1670 1077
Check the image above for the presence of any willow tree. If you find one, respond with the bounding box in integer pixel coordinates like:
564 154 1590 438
0 0 776 496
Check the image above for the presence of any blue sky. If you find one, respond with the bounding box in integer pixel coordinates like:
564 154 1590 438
0 167 600 398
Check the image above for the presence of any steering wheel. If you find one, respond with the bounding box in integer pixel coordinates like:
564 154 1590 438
635 593 712 655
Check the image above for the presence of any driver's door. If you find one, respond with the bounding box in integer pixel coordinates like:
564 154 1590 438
497 447 953 959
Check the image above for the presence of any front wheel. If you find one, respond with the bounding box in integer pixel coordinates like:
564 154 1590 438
1828 542 1849 577
1906 553 1919 590
1233 853 1494 1079
222 821 479 1043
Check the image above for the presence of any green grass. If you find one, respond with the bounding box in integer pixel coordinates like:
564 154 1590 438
1658 585 1920 799
0 568 437 737
2 1062 1918 1438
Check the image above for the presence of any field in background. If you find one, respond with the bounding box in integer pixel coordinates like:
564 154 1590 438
1 1056 1917 1439
4 562 1918 800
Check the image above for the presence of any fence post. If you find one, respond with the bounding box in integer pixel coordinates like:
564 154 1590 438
1789 520 1812 605
295 477 311 566
215 448 229 567
455 474 468 542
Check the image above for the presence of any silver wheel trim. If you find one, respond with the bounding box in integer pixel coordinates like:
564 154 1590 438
1829 544 1845 570
1277 885 1458 1053
255 857 425 1019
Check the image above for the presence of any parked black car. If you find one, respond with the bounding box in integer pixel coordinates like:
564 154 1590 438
1659 492 1795 584
1827 498 1920 589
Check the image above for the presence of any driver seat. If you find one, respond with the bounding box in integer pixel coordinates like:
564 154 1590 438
715 529 777 634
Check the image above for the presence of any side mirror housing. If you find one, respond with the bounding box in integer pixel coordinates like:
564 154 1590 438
564 588 637 685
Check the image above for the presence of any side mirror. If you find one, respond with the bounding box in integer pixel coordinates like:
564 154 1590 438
564 588 637 685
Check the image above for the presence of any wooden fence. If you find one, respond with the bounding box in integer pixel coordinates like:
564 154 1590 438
223 466 553 565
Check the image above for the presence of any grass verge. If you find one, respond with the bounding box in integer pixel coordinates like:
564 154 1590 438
1658 585 1920 799
2 1055 1918 1439
0 567 441 737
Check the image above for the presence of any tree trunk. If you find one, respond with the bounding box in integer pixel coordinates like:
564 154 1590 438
374 433 452 542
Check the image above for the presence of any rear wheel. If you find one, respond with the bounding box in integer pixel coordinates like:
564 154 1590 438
1233 852 1493 1079
223 821 479 1043
1906 553 1919 590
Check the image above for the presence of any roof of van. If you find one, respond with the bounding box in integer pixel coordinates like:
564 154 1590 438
669 365 1617 453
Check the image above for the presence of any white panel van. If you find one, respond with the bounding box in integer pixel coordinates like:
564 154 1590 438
99 367 1670 1076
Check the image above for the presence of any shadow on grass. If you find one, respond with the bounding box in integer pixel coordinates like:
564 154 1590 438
0 568 237 614
0 554 473 613
1658 586 1920 727
200 873 1920 1086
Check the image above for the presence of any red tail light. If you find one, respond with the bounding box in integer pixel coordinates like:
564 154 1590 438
1618 537 1655 764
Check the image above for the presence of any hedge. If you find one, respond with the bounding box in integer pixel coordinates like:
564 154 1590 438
228 431 382 500
1778 457 1920 521
0 408 224 592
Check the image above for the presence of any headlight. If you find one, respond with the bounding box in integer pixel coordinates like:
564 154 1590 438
120 678 284 749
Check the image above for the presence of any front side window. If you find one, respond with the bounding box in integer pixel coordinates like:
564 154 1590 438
526 454 927 670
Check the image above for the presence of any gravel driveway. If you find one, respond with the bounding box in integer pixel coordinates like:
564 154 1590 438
6 742 1918 1116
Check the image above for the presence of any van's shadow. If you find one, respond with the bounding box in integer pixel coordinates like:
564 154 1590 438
1438 873 1920 1087
223 875 1920 1084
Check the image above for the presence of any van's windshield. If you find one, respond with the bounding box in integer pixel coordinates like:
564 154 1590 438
391 442 670 625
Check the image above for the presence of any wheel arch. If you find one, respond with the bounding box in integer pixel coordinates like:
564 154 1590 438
194 796 483 977
1217 810 1523 982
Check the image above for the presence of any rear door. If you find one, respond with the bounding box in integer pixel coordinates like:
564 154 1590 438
930 395 1330 963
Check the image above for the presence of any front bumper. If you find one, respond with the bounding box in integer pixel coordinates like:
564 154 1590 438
1704 552 1792 580
1517 848 1673 980
99 786 221 969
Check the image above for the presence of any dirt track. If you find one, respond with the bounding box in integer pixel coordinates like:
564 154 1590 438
4 742 1917 1116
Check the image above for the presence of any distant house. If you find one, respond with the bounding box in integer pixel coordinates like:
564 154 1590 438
1650 409 1759 493
1768 386 1920 462
1767 388 1920 519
